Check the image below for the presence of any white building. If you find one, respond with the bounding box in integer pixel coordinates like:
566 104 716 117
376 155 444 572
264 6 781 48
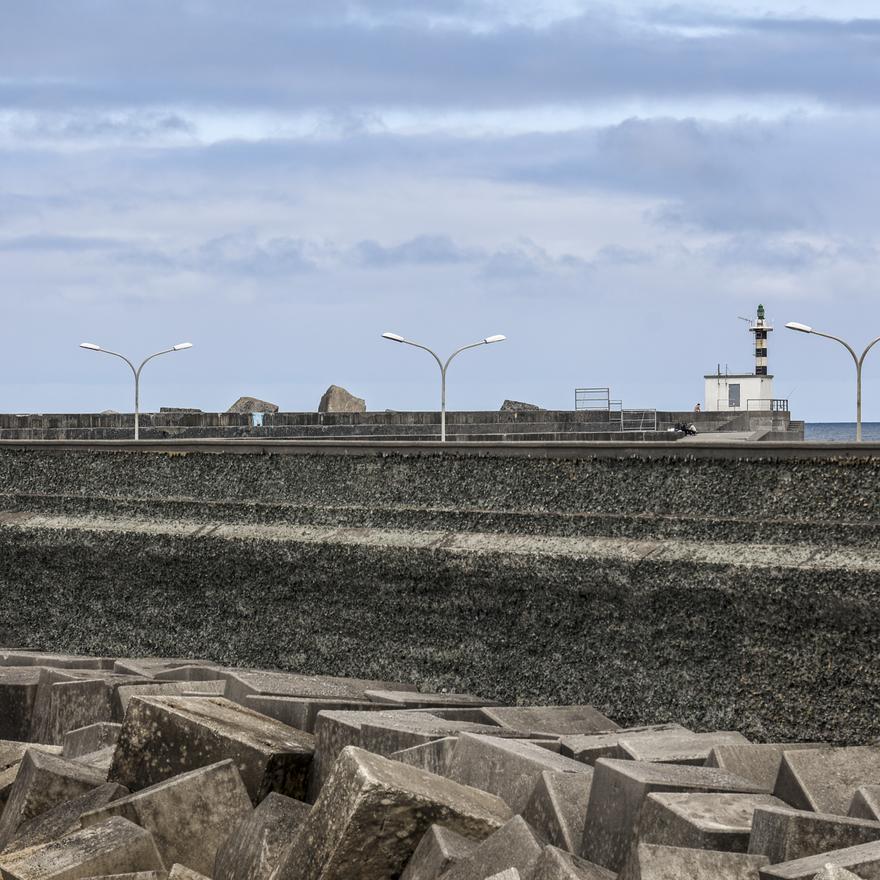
703 304 776 411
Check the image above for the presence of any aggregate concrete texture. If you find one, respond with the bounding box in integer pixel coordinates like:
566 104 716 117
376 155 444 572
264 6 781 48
0 443 878 745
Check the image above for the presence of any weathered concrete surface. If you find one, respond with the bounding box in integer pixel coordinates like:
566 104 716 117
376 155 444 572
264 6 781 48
758 840 880 879
531 846 614 880
706 744 826 792
0 816 164 880
213 792 309 880
0 750 106 848
446 734 591 813
636 791 785 853
748 805 880 864
390 738 459 777
850 786 880 821
581 758 765 872
0 782 128 855
620 843 768 880
0 442 879 744
109 697 314 804
276 746 511 880
434 816 543 880
400 825 475 880
83 760 252 875
62 724 121 760
521 770 592 855
774 748 880 815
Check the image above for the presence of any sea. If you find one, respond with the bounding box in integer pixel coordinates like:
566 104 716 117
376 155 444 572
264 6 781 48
806 422 880 441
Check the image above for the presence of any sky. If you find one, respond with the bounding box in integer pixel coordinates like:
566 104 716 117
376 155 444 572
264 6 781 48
1 1 879 421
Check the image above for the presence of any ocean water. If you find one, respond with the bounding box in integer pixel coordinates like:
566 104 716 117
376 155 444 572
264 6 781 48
806 422 880 441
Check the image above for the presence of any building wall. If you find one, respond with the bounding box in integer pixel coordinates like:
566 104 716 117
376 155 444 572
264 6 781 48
0 441 877 743
704 375 774 411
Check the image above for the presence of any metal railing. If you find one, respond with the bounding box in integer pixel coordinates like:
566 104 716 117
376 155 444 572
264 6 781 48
575 387 611 410
746 398 789 412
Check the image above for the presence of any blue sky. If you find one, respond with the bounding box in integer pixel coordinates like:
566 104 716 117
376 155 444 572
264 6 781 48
1 1 879 420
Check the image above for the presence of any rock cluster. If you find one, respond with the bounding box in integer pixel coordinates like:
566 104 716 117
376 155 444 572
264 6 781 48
226 397 279 414
1 651 879 880
318 385 366 413
499 401 544 412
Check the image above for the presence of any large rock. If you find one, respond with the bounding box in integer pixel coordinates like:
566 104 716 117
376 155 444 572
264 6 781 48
446 733 591 813
0 745 63 813
275 746 511 880
242 696 380 734
530 846 614 880
213 792 310 880
636 792 785 853
0 782 128 855
774 748 880 815
226 397 279 414
850 786 880 822
391 738 459 777
0 671 41 742
560 725 689 766
618 730 750 765
0 653 114 671
581 758 765 872
482 707 617 737
29 672 147 746
706 744 826 792
116 682 225 716
759 840 880 879
0 750 106 848
223 670 415 707
619 843 768 880
364 690 497 710
499 401 544 412
83 760 251 876
748 805 880 864
63 724 121 760
434 816 543 880
317 385 365 413
401 825 476 880
0 816 164 880
309 710 526 799
521 770 593 855
109 696 314 804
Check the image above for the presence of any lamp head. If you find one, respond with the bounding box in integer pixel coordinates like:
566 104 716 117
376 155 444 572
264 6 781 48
79 342 101 351
382 332 406 343
484 334 506 344
172 342 193 351
785 322 813 334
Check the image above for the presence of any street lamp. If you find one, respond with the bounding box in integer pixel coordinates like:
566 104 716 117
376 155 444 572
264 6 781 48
79 342 193 440
381 332 506 442
785 322 880 442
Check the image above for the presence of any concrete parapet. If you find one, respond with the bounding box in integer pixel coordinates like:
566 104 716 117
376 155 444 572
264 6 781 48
0 441 876 744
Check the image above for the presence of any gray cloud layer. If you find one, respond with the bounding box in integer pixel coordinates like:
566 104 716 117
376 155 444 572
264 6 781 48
0 2 878 420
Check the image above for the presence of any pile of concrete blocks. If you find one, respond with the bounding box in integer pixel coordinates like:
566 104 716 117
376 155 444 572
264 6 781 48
3 650 880 880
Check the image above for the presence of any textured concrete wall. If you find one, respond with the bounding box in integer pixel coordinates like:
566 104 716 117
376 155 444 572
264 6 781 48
0 442 876 743
0 409 800 441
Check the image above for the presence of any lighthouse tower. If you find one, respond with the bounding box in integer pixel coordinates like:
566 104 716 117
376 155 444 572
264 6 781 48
703 304 775 410
750 303 773 376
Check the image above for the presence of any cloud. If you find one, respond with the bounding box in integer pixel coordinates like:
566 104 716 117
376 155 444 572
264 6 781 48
350 235 481 267
1 3 879 114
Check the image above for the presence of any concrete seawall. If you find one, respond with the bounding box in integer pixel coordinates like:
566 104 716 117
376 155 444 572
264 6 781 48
0 440 876 743
0 408 803 441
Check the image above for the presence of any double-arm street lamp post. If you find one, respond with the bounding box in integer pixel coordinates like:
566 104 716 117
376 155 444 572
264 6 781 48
381 332 506 442
785 322 880 442
79 342 193 440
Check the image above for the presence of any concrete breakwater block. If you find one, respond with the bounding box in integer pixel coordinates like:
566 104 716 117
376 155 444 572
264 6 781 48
109 697 315 804
10 650 880 879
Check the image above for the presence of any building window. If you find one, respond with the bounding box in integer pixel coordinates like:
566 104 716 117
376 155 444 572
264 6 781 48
728 384 741 408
